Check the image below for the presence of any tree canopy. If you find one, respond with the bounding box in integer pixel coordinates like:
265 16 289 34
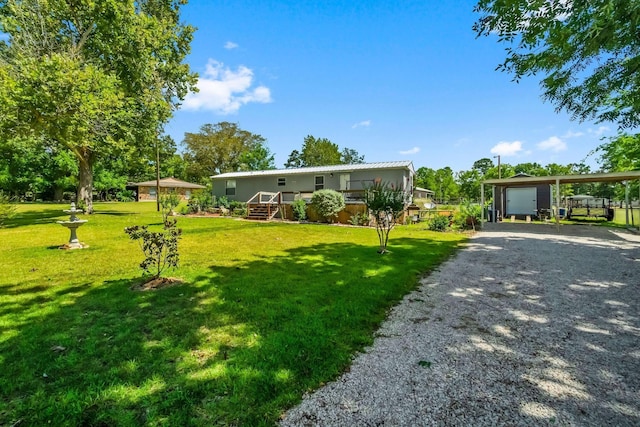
0 0 197 212
285 135 365 168
474 0 640 128
183 122 275 183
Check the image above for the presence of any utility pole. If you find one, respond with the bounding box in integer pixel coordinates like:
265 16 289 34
494 155 501 179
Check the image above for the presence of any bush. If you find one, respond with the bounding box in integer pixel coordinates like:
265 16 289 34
229 201 247 217
452 202 482 230
0 191 17 227
310 190 345 223
116 189 135 202
217 196 230 209
291 199 307 221
187 191 213 214
348 212 369 226
427 215 450 232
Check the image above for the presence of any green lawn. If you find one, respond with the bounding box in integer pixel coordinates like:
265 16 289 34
0 202 466 426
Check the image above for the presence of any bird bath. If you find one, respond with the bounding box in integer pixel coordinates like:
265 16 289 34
57 202 88 249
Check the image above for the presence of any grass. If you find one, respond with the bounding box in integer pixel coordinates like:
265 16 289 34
0 202 466 426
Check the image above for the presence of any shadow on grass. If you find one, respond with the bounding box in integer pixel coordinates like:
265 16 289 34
4 208 65 229
0 236 461 426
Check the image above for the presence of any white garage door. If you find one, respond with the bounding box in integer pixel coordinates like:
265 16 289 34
506 187 537 216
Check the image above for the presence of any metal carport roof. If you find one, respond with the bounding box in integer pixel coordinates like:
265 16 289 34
480 170 640 225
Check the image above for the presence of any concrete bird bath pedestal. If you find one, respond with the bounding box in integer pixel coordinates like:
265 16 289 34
57 202 88 249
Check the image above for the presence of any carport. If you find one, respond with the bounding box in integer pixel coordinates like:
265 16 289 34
481 170 640 226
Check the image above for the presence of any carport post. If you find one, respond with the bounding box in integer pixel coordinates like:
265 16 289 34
625 181 630 226
480 183 485 223
555 178 561 230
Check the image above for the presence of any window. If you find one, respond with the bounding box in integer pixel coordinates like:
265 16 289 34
277 177 286 187
225 179 236 196
315 175 324 191
185 190 191 200
149 188 157 200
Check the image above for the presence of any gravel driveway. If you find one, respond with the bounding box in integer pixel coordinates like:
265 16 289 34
281 223 640 426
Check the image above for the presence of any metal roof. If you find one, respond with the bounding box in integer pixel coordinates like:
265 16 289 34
211 161 415 179
414 186 434 194
129 177 206 189
483 170 640 186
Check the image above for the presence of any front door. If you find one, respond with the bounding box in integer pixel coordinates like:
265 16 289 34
340 174 350 191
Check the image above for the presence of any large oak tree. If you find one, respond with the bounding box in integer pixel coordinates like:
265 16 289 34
0 0 197 212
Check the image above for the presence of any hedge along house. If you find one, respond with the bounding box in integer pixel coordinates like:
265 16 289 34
211 161 416 221
128 177 206 202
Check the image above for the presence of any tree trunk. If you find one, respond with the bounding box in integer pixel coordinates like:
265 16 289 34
77 151 94 214
53 186 64 202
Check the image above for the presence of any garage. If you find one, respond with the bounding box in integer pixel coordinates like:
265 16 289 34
506 187 537 216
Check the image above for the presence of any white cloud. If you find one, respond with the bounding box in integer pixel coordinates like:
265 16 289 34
399 147 420 155
537 136 567 152
490 141 523 156
563 130 584 138
352 120 371 129
182 60 272 114
224 41 239 50
588 126 610 136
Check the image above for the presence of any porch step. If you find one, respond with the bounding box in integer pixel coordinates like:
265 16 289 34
247 203 279 220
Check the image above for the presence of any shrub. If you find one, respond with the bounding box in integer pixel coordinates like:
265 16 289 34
427 215 450 232
453 202 482 230
217 196 230 209
229 201 247 217
187 191 213 214
348 212 369 226
116 189 135 202
124 219 182 279
0 191 17 227
291 199 307 221
310 190 345 223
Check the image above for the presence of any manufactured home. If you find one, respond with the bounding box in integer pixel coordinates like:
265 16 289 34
211 161 415 220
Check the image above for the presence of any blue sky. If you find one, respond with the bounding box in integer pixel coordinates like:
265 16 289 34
165 0 616 172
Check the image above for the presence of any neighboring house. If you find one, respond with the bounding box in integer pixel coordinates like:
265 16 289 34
492 173 551 220
211 161 416 204
413 186 434 199
128 177 206 202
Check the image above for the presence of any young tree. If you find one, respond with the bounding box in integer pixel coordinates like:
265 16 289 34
183 122 273 182
363 182 407 254
0 0 197 213
474 1 640 128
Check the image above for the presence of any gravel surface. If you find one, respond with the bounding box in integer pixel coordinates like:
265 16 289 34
281 223 640 426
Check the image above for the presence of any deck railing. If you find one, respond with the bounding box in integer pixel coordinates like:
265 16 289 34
247 191 282 219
